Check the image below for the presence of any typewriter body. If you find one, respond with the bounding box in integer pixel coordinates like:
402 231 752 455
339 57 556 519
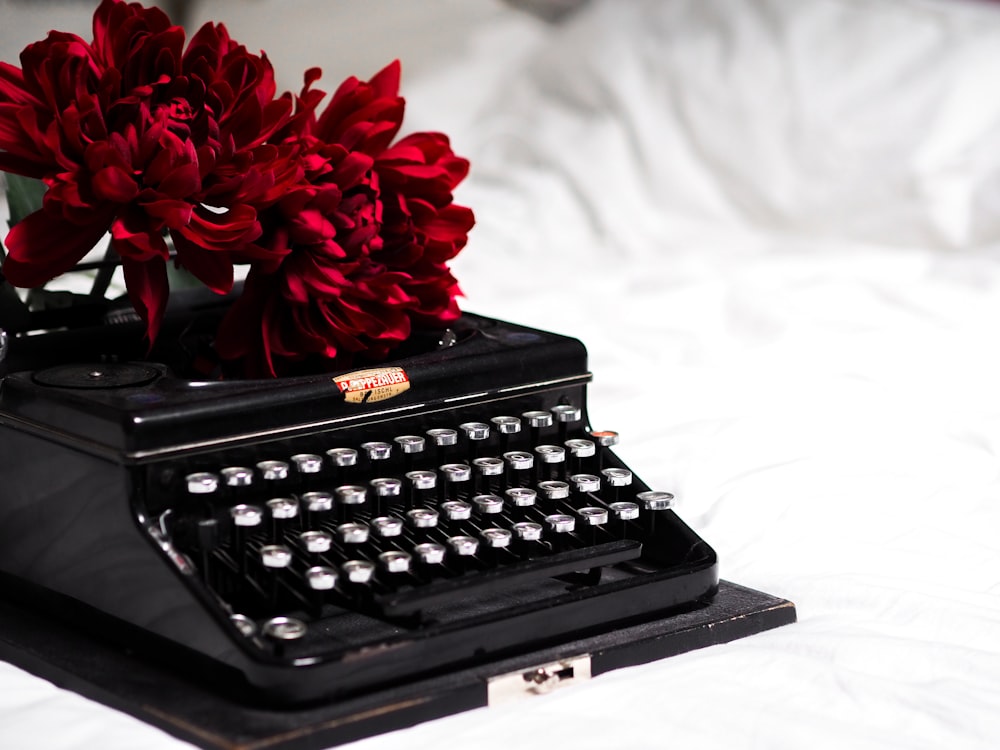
0 294 718 706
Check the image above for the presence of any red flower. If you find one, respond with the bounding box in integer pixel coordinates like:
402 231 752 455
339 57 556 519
215 61 474 377
0 0 295 341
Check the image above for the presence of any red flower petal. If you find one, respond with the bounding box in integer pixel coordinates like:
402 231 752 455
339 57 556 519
2 207 111 287
121 255 169 344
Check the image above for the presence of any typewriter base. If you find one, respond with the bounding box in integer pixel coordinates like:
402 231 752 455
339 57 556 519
0 580 794 750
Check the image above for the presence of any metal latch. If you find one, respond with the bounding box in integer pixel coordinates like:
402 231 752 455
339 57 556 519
487 655 592 705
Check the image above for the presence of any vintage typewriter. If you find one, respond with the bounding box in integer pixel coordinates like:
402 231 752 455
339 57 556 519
0 283 723 712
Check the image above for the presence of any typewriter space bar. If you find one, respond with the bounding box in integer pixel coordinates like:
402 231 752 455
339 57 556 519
376 540 642 618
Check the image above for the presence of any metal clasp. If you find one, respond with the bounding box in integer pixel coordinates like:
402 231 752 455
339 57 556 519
487 655 591 705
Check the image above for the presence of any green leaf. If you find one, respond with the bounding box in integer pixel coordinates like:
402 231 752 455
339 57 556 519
5 173 46 229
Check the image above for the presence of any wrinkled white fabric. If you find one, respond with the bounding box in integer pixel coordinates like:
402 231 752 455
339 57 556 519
4 1 1000 748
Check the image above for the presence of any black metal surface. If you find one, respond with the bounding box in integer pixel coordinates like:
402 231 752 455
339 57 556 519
0 580 796 750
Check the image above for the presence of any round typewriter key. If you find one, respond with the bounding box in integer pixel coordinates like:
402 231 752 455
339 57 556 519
601 467 632 486
231 504 263 527
370 477 402 497
459 422 491 440
262 616 307 642
609 501 640 521
337 522 369 544
407 508 439 528
371 516 404 538
503 451 534 470
506 487 537 507
590 430 619 447
261 617 306 657
300 530 333 554
257 460 289 481
186 472 218 495
342 560 375 584
538 480 571 501
577 507 609 525
535 445 566 464
326 448 358 467
480 527 512 548
426 428 458 446
441 500 472 521
335 485 366 505
260 544 293 568
550 404 582 423
414 542 447 565
393 435 426 453
405 470 437 490
637 491 675 511
291 454 323 475
512 521 543 541
473 457 504 476
522 410 553 428
472 494 504 515
230 614 256 638
447 535 479 556
306 565 338 590
544 513 576 534
360 441 392 461
379 550 412 573
221 466 253 487
490 416 521 434
440 463 472 482
565 438 596 458
570 473 601 493
266 497 299 520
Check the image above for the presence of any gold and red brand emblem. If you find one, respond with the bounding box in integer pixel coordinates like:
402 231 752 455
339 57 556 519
332 367 410 404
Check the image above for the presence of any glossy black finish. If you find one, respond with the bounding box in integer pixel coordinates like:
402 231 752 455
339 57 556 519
0 312 719 705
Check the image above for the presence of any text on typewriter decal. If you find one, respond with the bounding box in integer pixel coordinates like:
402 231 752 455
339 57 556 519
333 367 411 404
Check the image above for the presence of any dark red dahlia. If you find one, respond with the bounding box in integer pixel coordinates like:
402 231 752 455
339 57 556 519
215 61 474 377
0 0 296 341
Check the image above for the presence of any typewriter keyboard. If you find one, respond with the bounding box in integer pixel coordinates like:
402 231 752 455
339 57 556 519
152 401 694 650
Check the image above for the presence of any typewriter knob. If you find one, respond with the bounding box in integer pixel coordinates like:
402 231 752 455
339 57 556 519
577 507 609 526
291 454 323 474
600 468 633 487
266 497 299 520
371 477 402 497
407 508 440 528
473 457 504 476
300 530 333 554
371 516 404 538
341 559 375 583
337 523 369 544
441 501 472 521
262 616 307 643
413 542 447 565
534 445 566 464
544 514 576 534
570 474 601 493
221 466 253 487
379 550 412 573
302 491 334 513
503 451 534 471
335 486 367 506
306 566 338 591
472 494 504 515
564 439 596 458
394 435 426 454
551 404 582 423
186 472 218 495
326 448 359 467
260 545 293 569
257 460 289 481
522 410 553 428
505 487 537 507
590 430 620 447
491 416 522 434
538 480 570 500
231 504 263 527
512 521 543 541
459 422 491 441
637 491 675 511
480 528 513 549
426 428 458 446
230 614 256 638
447 535 479 556
405 470 437 490
440 463 472 483
609 501 640 521
361 441 392 461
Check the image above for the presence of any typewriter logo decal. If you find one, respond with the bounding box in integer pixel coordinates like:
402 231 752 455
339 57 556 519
333 367 411 404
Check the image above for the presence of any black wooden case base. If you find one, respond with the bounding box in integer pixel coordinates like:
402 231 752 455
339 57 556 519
0 580 794 750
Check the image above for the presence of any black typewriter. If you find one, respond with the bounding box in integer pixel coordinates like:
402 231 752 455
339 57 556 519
0 286 722 710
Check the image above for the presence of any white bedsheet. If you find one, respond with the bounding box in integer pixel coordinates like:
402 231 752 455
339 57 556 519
3 0 1000 748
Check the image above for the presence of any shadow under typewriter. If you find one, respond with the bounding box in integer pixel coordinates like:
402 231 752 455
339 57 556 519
0 297 773 715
